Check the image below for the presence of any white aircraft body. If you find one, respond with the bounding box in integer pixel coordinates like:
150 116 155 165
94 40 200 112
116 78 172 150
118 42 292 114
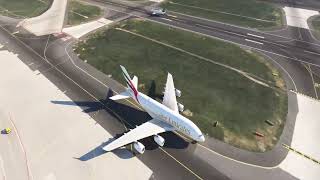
103 66 205 154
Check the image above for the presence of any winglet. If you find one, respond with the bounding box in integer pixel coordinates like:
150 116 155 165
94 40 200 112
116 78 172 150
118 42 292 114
109 91 130 101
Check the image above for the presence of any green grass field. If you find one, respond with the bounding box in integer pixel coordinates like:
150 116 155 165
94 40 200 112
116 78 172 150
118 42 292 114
0 0 101 25
0 0 50 18
162 0 283 29
74 19 288 152
67 1 102 26
311 16 320 39
311 16 320 29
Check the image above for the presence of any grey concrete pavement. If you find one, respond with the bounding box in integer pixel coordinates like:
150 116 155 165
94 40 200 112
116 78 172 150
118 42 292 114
18 0 67 36
0 110 29 180
0 34 156 180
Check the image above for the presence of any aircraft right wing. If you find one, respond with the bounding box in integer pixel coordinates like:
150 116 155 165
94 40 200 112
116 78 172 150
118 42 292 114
103 118 174 152
162 73 179 113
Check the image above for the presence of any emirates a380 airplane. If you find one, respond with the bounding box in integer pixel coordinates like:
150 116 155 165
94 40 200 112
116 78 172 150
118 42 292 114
103 66 205 154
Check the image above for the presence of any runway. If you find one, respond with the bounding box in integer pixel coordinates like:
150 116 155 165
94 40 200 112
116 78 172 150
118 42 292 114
86 0 319 99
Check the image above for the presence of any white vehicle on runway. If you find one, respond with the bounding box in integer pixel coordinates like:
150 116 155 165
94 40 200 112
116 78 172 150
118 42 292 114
149 8 166 16
103 66 205 154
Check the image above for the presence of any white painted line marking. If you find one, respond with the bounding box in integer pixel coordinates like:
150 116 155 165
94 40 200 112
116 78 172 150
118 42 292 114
37 0 46 4
61 37 69 41
94 3 320 69
8 113 33 180
0 156 6 180
161 18 172 22
261 52 297 91
63 42 205 179
169 1 274 23
245 39 264 45
61 29 288 171
167 14 177 18
247 33 264 39
195 23 246 38
171 18 186 23
70 10 88 19
304 50 320 56
306 64 319 99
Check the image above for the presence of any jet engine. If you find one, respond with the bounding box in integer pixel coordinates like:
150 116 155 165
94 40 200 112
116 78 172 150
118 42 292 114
175 89 182 97
133 142 145 154
177 103 184 112
153 135 165 147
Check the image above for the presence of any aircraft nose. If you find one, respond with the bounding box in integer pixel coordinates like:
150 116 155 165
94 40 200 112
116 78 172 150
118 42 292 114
198 134 205 142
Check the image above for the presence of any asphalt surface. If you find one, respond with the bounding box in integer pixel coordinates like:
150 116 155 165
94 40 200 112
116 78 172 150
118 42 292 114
0 22 301 179
81 0 320 164
0 23 232 179
87 0 319 98
1 0 320 179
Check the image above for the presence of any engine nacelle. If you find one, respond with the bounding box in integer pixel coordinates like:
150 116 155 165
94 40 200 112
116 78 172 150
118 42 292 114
175 89 182 97
133 142 145 154
177 103 184 112
153 135 165 147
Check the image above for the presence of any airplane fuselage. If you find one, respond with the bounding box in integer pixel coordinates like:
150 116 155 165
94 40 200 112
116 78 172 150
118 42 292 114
133 92 205 142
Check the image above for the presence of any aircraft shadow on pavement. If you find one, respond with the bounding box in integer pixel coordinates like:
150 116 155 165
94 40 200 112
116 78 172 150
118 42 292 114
74 136 134 161
52 89 189 159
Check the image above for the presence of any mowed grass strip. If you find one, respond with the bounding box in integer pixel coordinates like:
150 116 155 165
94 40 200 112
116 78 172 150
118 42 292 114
310 16 320 40
67 0 102 26
162 0 283 29
0 0 50 18
74 20 287 152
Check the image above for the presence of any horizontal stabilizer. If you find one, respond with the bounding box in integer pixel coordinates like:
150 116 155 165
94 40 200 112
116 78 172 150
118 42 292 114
109 91 130 100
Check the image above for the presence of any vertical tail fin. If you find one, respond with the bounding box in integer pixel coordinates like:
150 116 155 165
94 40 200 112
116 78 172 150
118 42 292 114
109 66 139 101
120 65 139 100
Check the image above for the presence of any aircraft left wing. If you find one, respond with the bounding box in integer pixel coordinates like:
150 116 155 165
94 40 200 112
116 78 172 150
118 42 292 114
103 118 174 151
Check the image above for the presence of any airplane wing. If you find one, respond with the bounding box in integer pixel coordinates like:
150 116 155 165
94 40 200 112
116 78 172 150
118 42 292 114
103 118 174 151
162 73 179 113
